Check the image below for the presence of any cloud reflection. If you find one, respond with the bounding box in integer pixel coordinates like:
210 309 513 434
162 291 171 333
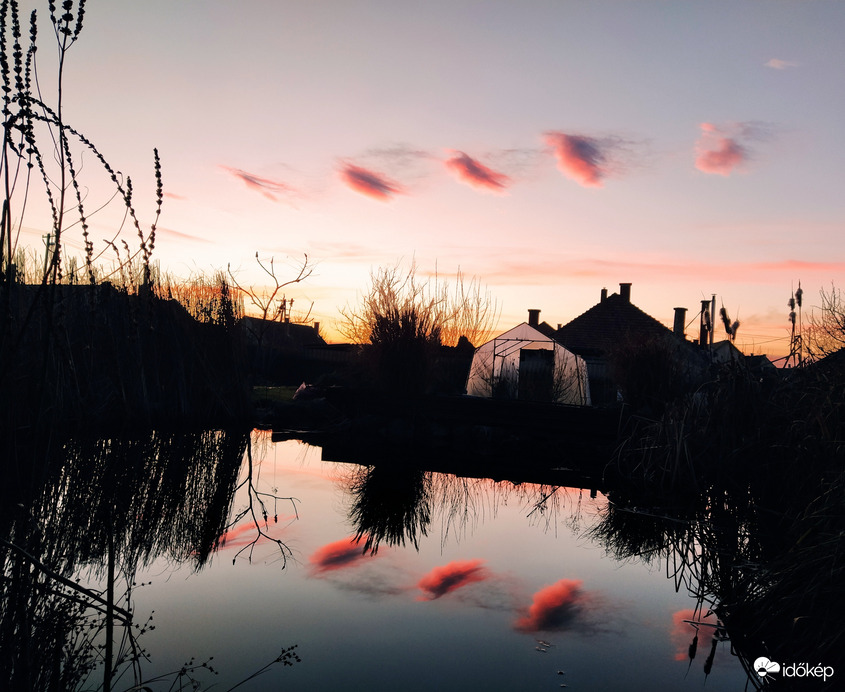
417 559 489 600
671 609 717 661
309 536 370 574
514 579 586 633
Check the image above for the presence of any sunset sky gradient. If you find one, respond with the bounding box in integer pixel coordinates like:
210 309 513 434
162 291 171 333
18 0 845 356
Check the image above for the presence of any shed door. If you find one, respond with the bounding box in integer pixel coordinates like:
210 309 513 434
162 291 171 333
518 348 554 402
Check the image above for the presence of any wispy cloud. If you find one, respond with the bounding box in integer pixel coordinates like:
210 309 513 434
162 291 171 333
694 122 774 176
220 166 299 202
417 559 489 600
445 151 510 192
163 192 188 201
157 226 212 244
765 58 798 70
339 163 404 201
476 254 845 286
309 536 370 574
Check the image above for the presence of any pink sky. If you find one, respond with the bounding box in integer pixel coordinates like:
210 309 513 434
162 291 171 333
11 1 845 359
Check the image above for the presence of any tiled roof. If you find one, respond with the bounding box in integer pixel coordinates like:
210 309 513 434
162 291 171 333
555 292 673 356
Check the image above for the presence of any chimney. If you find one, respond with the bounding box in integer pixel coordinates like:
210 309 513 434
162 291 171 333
673 307 687 339
699 299 711 347
619 283 632 302
600 287 608 302
528 309 540 327
313 321 320 334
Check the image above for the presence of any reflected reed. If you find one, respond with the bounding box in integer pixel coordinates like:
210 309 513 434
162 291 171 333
1 428 250 690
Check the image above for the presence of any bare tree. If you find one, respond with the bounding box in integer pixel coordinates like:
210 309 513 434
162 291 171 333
807 283 845 360
227 252 313 347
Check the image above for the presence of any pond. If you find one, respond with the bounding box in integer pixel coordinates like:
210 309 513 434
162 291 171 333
0 429 779 690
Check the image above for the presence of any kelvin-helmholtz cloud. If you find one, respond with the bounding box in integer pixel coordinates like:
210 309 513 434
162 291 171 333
694 122 773 176
221 166 298 202
543 132 634 188
445 151 510 192
339 163 403 201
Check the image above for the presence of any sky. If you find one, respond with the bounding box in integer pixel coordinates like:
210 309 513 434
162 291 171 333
12 0 845 356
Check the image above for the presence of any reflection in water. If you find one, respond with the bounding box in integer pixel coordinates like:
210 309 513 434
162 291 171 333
587 484 844 689
514 579 587 634
336 450 842 689
346 464 432 554
309 536 373 574
342 459 587 557
1 429 249 690
416 559 489 600
587 495 748 680
4 429 835 691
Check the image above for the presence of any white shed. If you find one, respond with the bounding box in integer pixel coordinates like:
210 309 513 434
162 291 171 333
465 323 591 405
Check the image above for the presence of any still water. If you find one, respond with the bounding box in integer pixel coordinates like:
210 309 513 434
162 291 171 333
117 433 747 691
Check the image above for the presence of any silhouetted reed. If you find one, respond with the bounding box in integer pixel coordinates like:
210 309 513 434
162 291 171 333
587 465 844 688
603 355 845 685
0 1 253 438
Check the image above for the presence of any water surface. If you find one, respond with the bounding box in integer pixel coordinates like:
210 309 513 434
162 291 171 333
123 435 745 691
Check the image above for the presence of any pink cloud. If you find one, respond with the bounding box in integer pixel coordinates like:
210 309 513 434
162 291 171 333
309 536 370 574
765 58 798 70
339 163 403 201
475 254 845 287
157 226 211 244
544 133 607 188
417 559 489 600
221 166 298 201
514 579 586 632
445 151 510 192
694 124 747 176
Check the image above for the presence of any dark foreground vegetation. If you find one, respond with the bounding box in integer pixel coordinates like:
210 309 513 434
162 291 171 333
600 339 845 688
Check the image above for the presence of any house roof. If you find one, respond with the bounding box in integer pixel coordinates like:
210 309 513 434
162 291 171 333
241 316 326 348
555 290 674 357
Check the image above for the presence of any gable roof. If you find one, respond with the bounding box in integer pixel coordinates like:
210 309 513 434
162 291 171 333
555 291 674 357
476 321 560 350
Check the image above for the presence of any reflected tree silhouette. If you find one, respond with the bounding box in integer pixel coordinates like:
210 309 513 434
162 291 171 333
586 481 843 690
0 428 299 690
347 464 432 554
